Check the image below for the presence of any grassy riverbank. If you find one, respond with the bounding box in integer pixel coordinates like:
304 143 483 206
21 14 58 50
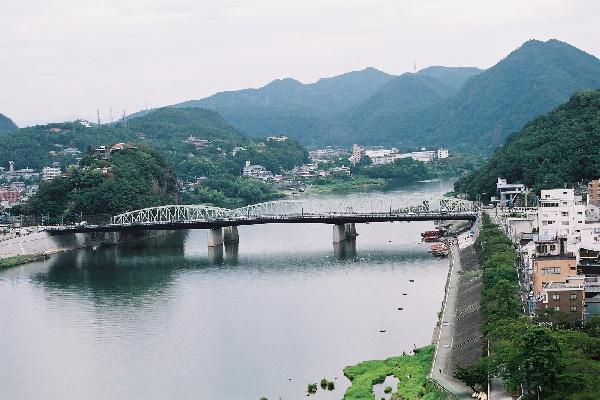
342 345 447 400
306 176 387 193
0 255 44 269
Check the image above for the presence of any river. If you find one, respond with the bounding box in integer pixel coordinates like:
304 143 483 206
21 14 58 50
0 180 453 400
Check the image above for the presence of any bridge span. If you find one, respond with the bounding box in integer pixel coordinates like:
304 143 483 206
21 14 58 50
46 198 478 247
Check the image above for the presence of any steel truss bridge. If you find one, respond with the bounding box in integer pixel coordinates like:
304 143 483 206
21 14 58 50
47 198 478 234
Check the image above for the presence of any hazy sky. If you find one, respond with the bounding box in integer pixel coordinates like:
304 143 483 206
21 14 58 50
1 0 599 126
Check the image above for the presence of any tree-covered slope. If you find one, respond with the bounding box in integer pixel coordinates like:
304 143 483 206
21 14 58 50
340 72 457 144
417 66 482 91
454 89 600 200
173 67 395 143
26 146 179 223
429 39 600 149
0 113 17 134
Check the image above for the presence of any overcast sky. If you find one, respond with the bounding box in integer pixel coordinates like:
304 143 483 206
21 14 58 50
1 0 599 126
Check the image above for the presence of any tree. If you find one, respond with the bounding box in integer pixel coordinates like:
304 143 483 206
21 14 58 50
454 358 489 392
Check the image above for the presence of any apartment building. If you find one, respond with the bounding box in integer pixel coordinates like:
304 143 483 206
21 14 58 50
532 237 577 295
539 281 585 321
537 189 585 241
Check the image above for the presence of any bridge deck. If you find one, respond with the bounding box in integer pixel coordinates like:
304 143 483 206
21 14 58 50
47 212 477 234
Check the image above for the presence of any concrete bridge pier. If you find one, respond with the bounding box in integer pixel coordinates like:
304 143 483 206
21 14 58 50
344 223 358 238
224 242 239 263
208 245 224 264
223 226 239 244
333 224 346 243
208 227 224 247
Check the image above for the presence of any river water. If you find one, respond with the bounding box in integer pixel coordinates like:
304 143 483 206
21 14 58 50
0 180 452 400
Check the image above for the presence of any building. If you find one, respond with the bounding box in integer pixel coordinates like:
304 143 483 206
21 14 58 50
436 148 449 159
348 144 364 165
0 189 20 203
110 143 137 153
183 136 209 150
588 179 600 206
496 178 527 206
242 161 273 181
538 189 585 241
267 135 288 142
532 237 577 295
539 281 585 321
42 166 61 181
331 166 351 176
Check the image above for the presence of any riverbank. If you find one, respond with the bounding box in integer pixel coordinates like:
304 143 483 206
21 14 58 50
0 254 46 269
342 345 447 400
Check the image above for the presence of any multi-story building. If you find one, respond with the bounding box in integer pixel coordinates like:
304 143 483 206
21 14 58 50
532 237 577 295
42 166 62 181
348 144 364 165
436 148 449 159
588 179 600 205
0 189 20 203
242 161 273 181
538 189 585 241
539 280 585 321
496 178 527 206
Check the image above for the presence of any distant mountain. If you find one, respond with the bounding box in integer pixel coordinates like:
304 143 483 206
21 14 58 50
426 39 600 149
127 107 246 141
417 66 483 91
341 67 482 143
0 113 17 134
172 67 395 144
455 89 600 199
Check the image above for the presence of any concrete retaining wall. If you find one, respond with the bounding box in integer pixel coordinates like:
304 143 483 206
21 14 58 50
0 229 170 259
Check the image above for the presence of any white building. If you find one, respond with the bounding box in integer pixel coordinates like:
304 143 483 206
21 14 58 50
42 166 62 181
538 189 585 242
242 161 273 181
436 148 449 159
496 178 527 206
267 135 288 142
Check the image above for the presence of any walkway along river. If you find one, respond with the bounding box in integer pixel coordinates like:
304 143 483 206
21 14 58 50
0 180 457 400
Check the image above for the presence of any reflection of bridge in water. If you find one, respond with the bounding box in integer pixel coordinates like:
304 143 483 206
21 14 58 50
47 198 478 250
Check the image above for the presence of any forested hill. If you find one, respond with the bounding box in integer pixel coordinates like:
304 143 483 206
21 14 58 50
454 89 600 200
0 113 17 134
339 68 480 143
425 39 600 150
0 107 309 209
26 146 179 224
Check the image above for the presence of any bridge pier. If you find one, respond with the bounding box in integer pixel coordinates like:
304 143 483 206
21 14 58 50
333 224 346 243
344 223 358 238
208 227 224 247
223 226 239 244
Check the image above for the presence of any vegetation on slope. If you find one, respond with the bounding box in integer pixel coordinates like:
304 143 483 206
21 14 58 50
0 113 17 134
456 215 600 399
454 89 600 200
26 146 179 223
0 107 308 209
342 346 446 400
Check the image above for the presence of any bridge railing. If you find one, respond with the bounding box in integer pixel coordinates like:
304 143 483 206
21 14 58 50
109 198 476 226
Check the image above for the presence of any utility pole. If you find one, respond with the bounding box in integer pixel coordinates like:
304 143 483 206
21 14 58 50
96 109 100 125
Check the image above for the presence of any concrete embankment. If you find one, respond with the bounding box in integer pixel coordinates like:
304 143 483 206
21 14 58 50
430 222 483 399
0 229 171 261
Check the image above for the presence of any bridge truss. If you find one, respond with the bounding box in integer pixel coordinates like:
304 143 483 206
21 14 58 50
110 198 476 226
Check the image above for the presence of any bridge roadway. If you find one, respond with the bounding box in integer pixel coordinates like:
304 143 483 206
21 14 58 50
47 211 478 234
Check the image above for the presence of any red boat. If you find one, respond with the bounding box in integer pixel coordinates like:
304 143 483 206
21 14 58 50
421 229 445 242
428 243 449 257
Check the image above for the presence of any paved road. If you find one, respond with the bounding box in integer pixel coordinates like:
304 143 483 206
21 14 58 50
430 237 476 399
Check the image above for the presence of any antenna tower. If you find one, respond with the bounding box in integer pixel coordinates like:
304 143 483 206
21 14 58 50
97 109 100 125
413 60 417 73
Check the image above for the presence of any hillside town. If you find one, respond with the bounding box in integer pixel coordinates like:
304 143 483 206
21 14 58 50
494 178 600 321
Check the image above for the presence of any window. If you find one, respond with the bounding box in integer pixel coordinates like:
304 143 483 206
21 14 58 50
578 221 583 224
554 306 560 312
549 244 556 252
561 211 569 217
562 221 570 225
543 268 562 275
570 305 578 312
577 211 583 215
570 293 577 300
552 294 560 300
